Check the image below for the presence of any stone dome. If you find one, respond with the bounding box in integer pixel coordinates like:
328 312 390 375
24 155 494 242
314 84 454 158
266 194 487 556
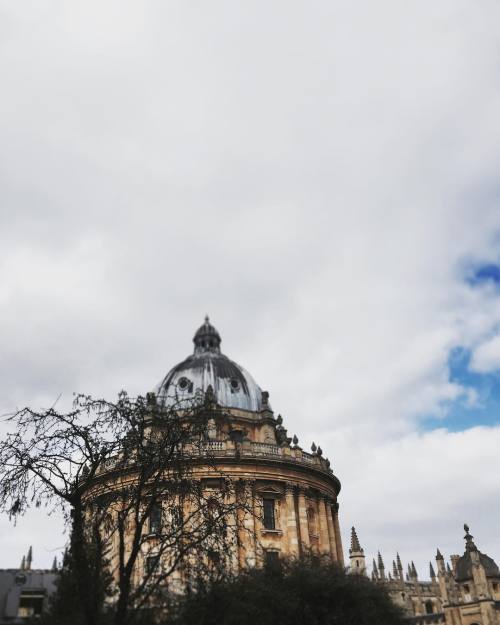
155 317 269 412
455 525 500 582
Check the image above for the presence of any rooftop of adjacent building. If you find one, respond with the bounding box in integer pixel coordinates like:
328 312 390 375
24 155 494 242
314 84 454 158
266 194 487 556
0 547 58 622
352 524 500 585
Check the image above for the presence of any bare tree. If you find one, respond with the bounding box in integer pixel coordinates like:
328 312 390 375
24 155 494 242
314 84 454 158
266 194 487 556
0 389 252 625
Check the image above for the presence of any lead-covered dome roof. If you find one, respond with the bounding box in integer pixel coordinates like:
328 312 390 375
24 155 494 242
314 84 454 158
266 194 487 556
455 525 500 582
155 317 268 412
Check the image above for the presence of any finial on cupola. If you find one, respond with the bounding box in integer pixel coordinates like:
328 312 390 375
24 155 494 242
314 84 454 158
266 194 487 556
464 523 478 551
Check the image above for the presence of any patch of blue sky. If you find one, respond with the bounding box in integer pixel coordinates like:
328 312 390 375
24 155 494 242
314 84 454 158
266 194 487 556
423 347 500 432
466 263 500 287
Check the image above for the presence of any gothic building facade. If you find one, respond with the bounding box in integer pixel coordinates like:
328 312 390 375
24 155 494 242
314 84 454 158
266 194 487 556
349 525 500 625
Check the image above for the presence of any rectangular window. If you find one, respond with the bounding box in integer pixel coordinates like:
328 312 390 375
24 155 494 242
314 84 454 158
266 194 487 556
145 555 160 576
17 593 45 617
149 503 162 535
263 498 276 530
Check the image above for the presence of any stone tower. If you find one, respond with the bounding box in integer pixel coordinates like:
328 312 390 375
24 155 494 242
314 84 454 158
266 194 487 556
349 526 366 575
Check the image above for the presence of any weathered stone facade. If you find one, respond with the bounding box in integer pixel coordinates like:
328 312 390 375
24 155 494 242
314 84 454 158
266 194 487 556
350 526 500 625
94 317 343 587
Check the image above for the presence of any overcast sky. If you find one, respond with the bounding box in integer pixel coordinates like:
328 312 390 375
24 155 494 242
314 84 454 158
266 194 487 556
1 0 500 579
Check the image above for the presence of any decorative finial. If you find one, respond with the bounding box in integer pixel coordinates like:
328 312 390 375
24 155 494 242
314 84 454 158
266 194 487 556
204 385 215 406
311 442 317 453
261 391 270 407
464 523 477 551
292 434 298 446
205 314 210 323
276 414 283 425
317 446 323 456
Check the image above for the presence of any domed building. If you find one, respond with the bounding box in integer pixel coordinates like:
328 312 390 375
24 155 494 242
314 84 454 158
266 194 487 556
151 316 344 568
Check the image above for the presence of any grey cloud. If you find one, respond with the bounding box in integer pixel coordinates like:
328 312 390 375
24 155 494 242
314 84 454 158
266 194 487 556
1 0 500 570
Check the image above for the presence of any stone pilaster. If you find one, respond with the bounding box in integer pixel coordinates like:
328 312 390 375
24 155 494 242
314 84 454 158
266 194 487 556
285 483 300 557
332 502 344 566
297 488 310 552
325 498 338 562
317 496 331 556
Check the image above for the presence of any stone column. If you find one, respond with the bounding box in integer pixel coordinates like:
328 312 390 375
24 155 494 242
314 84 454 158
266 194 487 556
297 488 310 552
332 502 344 566
285 483 300 557
325 498 338 562
317 496 332 556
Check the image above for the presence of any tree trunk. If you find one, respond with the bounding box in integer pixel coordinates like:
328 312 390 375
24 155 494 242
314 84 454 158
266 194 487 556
71 499 101 625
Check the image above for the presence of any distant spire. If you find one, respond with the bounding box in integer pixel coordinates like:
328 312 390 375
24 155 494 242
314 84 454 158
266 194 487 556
372 558 379 577
350 527 362 553
20 555 25 571
464 523 478 552
397 552 403 571
26 546 32 570
436 548 443 560
393 560 398 577
378 551 385 570
446 562 452 574
411 561 418 579
51 557 57 571
429 562 436 580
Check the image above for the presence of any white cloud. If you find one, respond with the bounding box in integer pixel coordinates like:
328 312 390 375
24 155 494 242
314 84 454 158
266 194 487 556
471 334 500 373
1 0 500 574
